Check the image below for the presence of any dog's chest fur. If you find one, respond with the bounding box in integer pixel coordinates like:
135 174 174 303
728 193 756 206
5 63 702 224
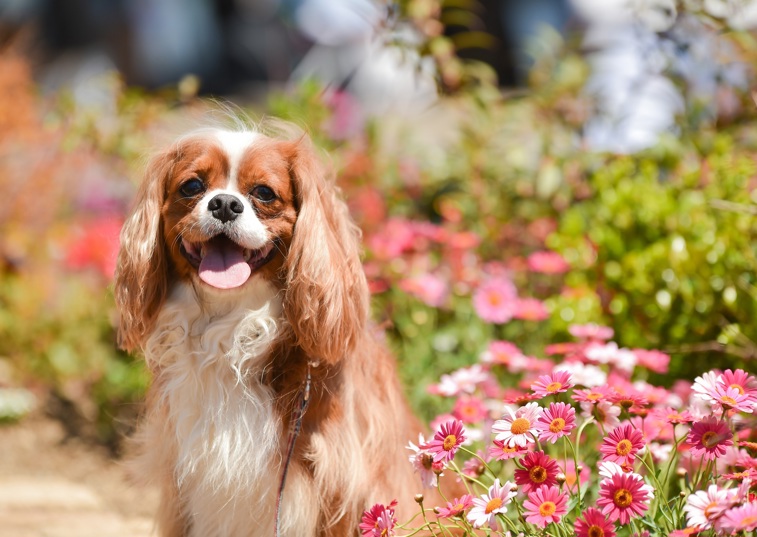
138 282 319 537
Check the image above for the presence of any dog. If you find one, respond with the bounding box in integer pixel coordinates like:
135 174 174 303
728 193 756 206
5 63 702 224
114 121 446 536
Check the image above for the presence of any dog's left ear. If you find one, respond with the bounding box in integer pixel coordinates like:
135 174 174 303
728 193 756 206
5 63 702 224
282 136 369 365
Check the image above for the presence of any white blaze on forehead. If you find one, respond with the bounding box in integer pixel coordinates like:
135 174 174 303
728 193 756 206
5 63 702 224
212 129 260 189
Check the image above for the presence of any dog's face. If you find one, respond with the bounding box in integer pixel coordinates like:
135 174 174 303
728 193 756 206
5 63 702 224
115 125 369 363
161 132 297 290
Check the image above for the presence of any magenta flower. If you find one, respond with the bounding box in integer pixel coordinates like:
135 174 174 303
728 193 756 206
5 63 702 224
359 500 398 537
597 472 652 524
535 402 576 443
423 419 466 463
575 507 617 537
599 424 645 466
472 277 517 324
531 370 573 398
686 416 733 461
523 485 568 528
398 273 449 307
514 451 560 492
435 494 474 519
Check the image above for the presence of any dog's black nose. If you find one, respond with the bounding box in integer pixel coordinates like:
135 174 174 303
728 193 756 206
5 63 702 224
208 194 244 223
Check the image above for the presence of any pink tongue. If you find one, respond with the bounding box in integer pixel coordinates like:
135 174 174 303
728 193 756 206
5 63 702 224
199 240 251 289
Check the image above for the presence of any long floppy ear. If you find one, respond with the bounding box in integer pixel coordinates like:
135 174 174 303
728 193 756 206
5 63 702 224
283 136 369 365
114 151 172 352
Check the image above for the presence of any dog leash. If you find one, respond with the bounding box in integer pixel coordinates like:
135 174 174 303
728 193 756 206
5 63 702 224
274 363 312 537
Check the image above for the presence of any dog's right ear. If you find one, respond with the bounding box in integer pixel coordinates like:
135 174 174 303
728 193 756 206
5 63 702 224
114 150 173 352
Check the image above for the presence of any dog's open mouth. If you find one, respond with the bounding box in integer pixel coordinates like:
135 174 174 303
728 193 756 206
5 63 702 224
180 234 275 289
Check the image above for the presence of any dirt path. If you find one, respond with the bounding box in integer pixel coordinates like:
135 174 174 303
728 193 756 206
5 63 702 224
0 416 157 537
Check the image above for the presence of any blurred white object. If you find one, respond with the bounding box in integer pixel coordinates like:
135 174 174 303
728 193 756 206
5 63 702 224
291 0 437 116
571 0 751 153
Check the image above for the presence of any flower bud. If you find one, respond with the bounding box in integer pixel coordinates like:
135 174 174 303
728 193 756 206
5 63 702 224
414 494 424 504
555 472 567 485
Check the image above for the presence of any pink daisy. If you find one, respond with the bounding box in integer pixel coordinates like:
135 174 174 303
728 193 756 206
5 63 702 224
582 400 621 429
423 419 466 463
573 385 614 404
487 439 529 461
407 434 442 489
481 340 525 366
492 402 543 448
721 368 757 398
716 502 757 533
599 424 645 466
398 273 449 308
452 395 488 424
710 384 756 413
686 416 734 461
597 472 652 524
527 251 570 274
360 500 398 537
523 485 568 528
467 479 517 530
575 507 617 537
472 277 517 324
435 494 474 519
632 349 670 374
514 451 561 492
531 370 574 398
683 484 733 530
568 323 614 341
535 402 576 443
512 297 550 321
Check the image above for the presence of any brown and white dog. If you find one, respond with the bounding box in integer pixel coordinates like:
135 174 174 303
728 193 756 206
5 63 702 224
114 122 442 536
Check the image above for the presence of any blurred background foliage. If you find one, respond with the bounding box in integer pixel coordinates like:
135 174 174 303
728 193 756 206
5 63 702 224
0 0 756 448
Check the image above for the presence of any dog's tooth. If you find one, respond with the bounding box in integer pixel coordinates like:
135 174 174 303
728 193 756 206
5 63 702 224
243 249 252 261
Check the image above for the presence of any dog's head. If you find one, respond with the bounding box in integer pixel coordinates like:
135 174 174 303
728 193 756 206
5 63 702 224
114 123 368 364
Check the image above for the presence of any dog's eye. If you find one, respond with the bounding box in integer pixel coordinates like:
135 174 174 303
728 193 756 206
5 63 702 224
179 178 205 197
251 185 276 203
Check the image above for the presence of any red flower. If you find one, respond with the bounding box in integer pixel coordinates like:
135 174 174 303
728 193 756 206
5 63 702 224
575 507 617 537
514 451 560 492
360 500 398 537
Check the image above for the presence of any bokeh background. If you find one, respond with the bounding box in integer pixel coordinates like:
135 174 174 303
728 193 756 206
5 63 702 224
0 0 756 455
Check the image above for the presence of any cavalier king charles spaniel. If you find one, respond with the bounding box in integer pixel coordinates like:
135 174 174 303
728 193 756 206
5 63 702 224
114 122 450 536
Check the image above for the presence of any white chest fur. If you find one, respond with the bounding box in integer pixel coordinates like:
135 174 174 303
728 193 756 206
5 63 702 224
140 282 318 537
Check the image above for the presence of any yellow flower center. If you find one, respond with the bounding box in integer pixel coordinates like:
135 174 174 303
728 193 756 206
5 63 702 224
741 515 757 526
587 393 602 401
488 293 503 307
704 501 719 519
538 501 556 517
613 488 633 508
510 417 531 435
588 526 605 537
720 395 737 406
619 398 634 409
701 431 721 448
546 381 563 392
729 383 745 395
443 434 457 451
549 418 566 433
485 497 503 514
529 466 548 483
615 439 633 456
